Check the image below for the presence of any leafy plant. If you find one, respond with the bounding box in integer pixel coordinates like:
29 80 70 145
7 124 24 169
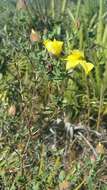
0 0 107 189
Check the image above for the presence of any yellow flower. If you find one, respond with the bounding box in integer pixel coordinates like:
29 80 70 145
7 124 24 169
79 60 94 75
66 50 84 70
67 50 84 61
44 39 63 56
66 50 94 75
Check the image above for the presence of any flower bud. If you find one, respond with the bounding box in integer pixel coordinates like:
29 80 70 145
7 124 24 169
8 105 16 116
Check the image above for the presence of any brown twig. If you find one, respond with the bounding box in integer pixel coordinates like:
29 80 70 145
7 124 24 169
78 132 98 158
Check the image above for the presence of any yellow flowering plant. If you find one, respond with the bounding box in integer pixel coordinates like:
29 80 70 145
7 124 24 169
43 39 63 56
65 50 94 75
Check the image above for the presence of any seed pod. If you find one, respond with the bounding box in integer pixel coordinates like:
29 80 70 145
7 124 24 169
8 105 16 116
96 142 105 155
76 19 80 29
30 29 41 43
47 63 53 73
16 0 27 10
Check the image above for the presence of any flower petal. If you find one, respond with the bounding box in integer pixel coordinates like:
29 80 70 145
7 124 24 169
43 39 63 56
66 60 80 70
66 50 84 61
79 60 94 75
71 50 84 59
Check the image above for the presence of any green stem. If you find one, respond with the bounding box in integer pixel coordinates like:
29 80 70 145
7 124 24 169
86 77 91 127
61 0 68 15
51 0 55 19
75 0 81 20
97 85 104 131
96 0 104 44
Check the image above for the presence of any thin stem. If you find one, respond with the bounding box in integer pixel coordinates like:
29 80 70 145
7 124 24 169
61 0 68 15
75 0 81 20
86 79 91 128
74 179 85 190
97 85 104 131
78 132 98 158
51 0 55 19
